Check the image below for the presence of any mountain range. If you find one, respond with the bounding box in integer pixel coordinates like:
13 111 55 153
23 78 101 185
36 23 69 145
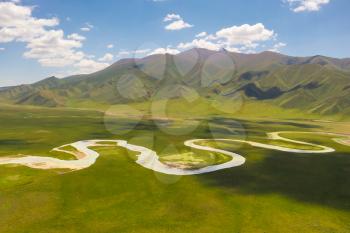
0 48 349 116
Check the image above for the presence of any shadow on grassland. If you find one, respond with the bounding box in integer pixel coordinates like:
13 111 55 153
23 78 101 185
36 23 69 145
196 147 350 211
211 116 321 128
0 139 29 146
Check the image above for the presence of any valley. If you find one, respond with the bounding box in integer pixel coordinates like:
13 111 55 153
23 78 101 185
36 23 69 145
1 0 350 232
0 104 349 232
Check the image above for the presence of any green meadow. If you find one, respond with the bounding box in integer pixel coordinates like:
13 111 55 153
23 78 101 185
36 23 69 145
0 103 350 233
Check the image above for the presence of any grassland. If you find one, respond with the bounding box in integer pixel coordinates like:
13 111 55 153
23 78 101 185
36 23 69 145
0 103 350 233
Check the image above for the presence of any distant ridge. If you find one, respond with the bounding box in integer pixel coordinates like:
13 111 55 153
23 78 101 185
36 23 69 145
0 48 349 116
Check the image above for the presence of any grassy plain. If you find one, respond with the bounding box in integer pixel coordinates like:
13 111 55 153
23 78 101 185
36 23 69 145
0 103 350 233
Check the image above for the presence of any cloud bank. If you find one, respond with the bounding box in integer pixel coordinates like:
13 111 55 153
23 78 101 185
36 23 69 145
163 13 193 31
177 23 283 53
0 1 108 74
286 0 330 12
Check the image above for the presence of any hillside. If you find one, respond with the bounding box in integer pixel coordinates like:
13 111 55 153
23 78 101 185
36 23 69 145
0 48 349 116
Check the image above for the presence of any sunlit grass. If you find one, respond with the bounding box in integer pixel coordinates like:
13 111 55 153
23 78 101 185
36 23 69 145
0 104 349 232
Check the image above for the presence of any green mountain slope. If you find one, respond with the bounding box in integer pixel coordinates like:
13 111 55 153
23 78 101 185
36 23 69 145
0 48 349 115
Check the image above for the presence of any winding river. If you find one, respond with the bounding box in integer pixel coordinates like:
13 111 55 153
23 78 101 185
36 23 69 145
0 131 349 175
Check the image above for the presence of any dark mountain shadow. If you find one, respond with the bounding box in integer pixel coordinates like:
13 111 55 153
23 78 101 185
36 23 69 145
239 83 283 99
207 117 321 133
196 148 350 211
239 71 269 81
224 81 322 100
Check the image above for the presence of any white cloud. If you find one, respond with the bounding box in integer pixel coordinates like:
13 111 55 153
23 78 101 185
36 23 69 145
98 53 114 62
195 32 207 38
215 23 275 46
107 44 114 49
21 28 85 67
269 42 287 52
0 47 4 51
165 19 193 30
0 2 59 43
74 59 109 74
67 33 85 41
115 24 278 57
163 13 181 22
148 47 180 56
0 1 108 74
286 0 330 12
176 23 277 53
163 13 193 31
80 22 93 32
117 48 152 57
80 27 90 32
134 49 151 54
86 23 94 28
178 38 221 51
117 50 132 57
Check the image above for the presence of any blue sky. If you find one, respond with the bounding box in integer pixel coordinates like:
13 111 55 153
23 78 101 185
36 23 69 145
0 0 349 86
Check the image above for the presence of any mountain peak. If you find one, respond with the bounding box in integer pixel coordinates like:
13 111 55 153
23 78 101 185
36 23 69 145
1 47 349 116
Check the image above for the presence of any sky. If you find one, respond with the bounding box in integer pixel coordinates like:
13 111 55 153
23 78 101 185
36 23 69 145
0 0 349 86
